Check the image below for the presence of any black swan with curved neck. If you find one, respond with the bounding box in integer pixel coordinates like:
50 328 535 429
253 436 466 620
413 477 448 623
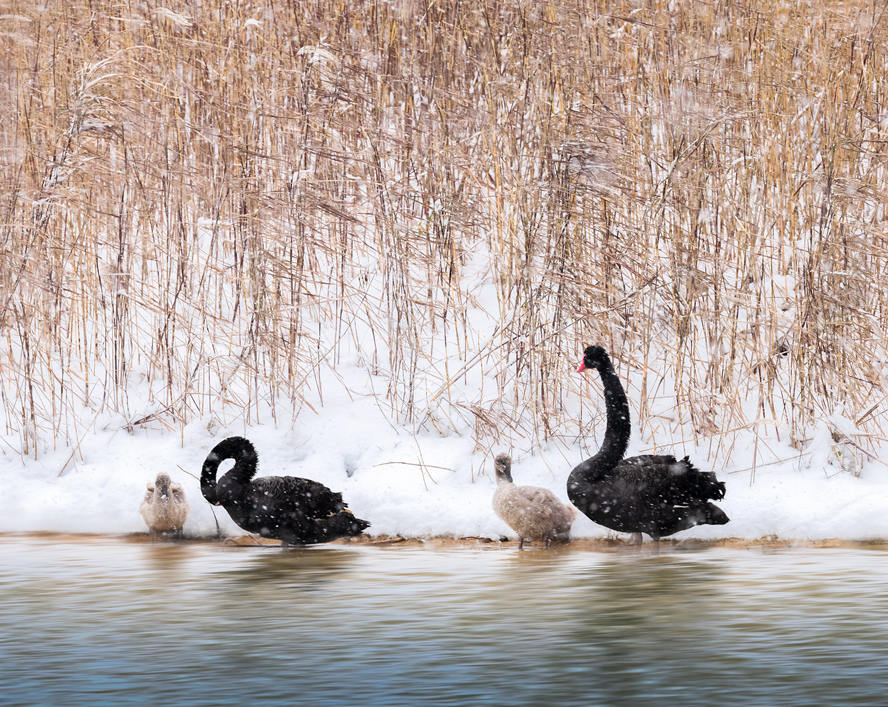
201 436 370 544
568 346 729 543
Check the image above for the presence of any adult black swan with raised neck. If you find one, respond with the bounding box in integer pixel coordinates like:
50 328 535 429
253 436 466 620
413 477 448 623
568 346 729 544
201 436 370 544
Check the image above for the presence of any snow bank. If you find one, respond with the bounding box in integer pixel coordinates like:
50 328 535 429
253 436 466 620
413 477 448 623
3 377 886 541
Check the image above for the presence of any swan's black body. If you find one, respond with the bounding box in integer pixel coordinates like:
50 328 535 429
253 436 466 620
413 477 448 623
200 436 370 544
568 346 728 541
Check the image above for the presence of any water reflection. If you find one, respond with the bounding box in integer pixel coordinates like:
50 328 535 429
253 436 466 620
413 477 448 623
554 556 724 704
213 546 357 593
1 537 888 706
582 554 725 620
140 540 193 574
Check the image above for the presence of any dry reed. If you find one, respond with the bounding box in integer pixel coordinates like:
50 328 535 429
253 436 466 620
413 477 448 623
1 1 887 471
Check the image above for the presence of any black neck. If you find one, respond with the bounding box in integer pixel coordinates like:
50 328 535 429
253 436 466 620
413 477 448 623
597 362 630 466
200 436 257 504
575 360 630 481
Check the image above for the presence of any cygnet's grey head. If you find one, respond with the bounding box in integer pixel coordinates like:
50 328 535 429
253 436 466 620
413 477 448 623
493 453 513 483
154 473 173 499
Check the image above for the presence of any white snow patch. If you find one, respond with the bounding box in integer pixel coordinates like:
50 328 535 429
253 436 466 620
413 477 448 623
2 383 887 541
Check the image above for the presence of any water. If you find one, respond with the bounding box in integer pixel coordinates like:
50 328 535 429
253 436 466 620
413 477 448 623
1 535 888 706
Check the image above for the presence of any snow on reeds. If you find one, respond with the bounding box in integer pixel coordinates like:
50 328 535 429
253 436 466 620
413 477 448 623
1 1 887 473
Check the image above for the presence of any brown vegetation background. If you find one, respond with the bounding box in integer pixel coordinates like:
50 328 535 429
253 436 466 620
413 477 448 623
2 1 888 465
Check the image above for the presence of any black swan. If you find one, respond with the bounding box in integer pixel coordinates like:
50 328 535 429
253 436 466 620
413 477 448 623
492 453 576 549
140 472 189 536
200 436 370 544
568 346 729 544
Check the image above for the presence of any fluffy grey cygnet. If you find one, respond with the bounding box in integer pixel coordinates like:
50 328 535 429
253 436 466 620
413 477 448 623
140 473 189 536
492 453 576 549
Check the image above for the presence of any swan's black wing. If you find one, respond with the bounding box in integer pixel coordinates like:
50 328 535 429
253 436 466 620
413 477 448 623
250 475 348 519
244 475 370 544
585 454 728 536
614 454 726 505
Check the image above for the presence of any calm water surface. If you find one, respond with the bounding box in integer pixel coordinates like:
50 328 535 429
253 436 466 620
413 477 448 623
1 536 887 706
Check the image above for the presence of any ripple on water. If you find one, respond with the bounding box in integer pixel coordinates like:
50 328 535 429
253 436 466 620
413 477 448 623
1 538 887 705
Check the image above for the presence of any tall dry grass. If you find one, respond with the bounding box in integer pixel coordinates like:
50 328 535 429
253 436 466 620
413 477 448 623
1 0 888 469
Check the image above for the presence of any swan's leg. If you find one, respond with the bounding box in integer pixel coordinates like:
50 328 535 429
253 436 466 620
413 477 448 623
628 532 643 545
544 536 551 549
518 537 525 550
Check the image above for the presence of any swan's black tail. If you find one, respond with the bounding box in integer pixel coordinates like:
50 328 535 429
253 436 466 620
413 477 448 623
672 456 726 502
324 510 371 538
279 510 370 545
691 502 730 526
200 436 258 504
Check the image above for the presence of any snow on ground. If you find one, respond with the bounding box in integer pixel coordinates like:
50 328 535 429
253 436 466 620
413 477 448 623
2 224 886 543
2 367 887 542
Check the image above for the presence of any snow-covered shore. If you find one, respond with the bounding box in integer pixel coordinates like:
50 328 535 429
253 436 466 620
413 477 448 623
4 376 887 542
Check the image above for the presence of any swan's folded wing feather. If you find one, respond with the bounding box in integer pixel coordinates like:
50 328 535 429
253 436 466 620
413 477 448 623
614 454 726 504
522 487 575 522
515 485 557 506
250 475 346 518
498 485 575 531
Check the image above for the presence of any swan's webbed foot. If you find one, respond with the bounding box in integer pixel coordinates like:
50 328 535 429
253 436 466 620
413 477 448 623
170 527 185 540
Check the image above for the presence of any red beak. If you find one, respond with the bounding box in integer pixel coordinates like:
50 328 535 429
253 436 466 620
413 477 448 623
577 360 586 373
